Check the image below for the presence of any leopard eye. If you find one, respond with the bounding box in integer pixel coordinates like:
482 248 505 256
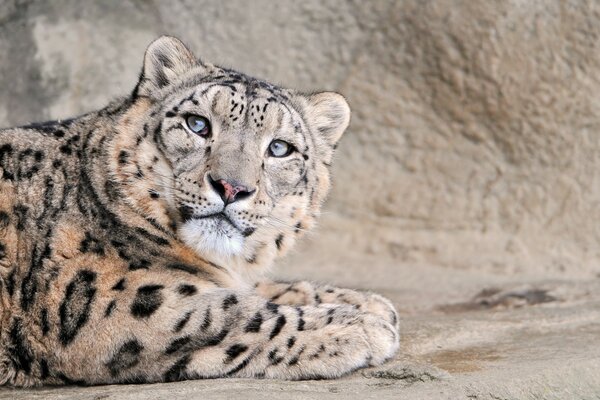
268 139 294 158
186 115 210 136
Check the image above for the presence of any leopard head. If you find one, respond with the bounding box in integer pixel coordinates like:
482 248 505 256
113 36 350 276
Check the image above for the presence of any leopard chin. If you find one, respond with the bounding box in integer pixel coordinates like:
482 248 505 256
178 216 245 258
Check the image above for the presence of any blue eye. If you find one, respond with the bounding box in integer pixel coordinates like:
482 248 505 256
268 139 294 157
186 115 210 136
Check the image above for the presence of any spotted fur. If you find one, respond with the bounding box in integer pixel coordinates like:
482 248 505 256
0 36 399 386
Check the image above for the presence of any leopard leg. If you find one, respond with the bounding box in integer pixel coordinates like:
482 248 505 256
42 274 398 384
255 279 399 330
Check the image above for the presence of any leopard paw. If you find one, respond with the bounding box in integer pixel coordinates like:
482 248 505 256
360 313 400 365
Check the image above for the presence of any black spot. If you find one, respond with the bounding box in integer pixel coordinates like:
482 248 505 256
177 206 193 222
6 269 15 296
59 145 72 155
325 288 335 294
13 204 28 231
287 336 296 349
275 234 284 250
56 372 85 386
105 300 117 317
225 344 248 362
117 249 131 261
0 211 10 228
314 293 322 305
268 349 284 366
269 315 287 340
266 302 280 313
40 308 50 336
245 312 263 333
1 170 12 181
135 227 169 246
106 339 144 377
205 327 229 346
111 240 125 248
309 344 327 360
111 278 126 291
0 143 12 155
135 166 144 178
59 270 97 346
206 260 226 272
288 346 305 366
242 227 255 237
20 243 52 311
165 111 176 118
149 189 160 199
118 150 129 165
17 148 33 161
54 129 65 138
52 159 62 169
79 232 105 256
166 263 198 275
0 242 6 259
294 222 302 234
297 308 305 331
200 306 212 331
129 259 151 271
163 355 191 382
226 351 257 376
173 311 193 333
177 284 197 296
165 336 192 354
326 308 334 325
269 286 292 302
223 294 238 311
131 284 164 318
40 359 50 379
8 318 34 374
0 143 12 167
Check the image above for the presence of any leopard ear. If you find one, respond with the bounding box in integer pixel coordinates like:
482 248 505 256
134 36 198 98
304 92 351 146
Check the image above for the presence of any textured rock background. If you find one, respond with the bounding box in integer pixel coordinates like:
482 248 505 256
2 1 600 399
1 0 599 275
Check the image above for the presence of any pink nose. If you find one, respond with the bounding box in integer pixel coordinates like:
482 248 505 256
219 180 245 201
208 175 254 205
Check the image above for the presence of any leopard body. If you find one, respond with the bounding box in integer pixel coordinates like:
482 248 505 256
0 36 399 386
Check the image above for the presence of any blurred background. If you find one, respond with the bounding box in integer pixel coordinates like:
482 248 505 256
2 1 599 284
2 1 600 398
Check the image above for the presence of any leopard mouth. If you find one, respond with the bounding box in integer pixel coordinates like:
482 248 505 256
178 206 255 237
199 212 236 228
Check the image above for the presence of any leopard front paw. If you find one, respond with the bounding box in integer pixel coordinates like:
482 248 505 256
360 313 400 366
361 293 399 331
324 288 399 330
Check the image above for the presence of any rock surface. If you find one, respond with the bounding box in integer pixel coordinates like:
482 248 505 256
0 0 599 398
2 246 600 399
